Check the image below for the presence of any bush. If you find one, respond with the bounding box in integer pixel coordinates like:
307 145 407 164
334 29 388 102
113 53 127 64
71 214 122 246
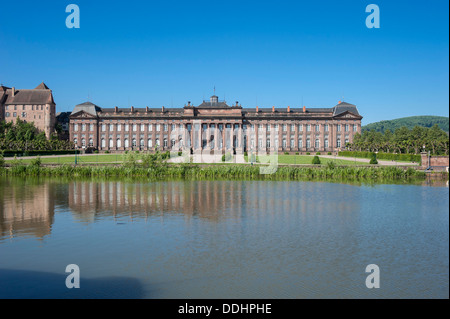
338 151 421 163
369 153 378 165
94 150 99 154
284 152 289 155
0 155 4 167
316 152 321 155
244 151 248 157
327 152 332 155
312 156 321 165
30 156 42 167
178 151 183 157
105 150 110 154
306 152 311 155
295 152 299 155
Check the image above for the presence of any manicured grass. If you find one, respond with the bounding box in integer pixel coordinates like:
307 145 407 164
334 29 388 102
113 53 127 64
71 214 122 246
246 155 371 166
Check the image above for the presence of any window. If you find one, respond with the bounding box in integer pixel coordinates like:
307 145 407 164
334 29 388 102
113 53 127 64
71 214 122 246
5 112 10 117
251 138 255 148
345 124 349 132
325 138 329 148
81 139 86 147
141 124 145 132
132 139 137 147
148 124 153 131
109 139 114 148
125 124 129 131
21 112 27 118
124 138 129 148
315 124 320 132
140 139 145 147
315 138 320 149
306 138 311 148
299 124 303 131
251 124 255 131
101 139 105 148
74 124 79 132
172 124 176 131
266 139 271 148
353 124 358 132
282 138 287 148
258 124 263 131
283 124 287 132
156 139 160 147
337 138 341 148
163 138 168 148
275 124 279 131
290 138 295 148
110 124 114 131
133 124 137 132
337 124 341 132
156 124 161 132
324 124 329 132
148 139 153 147
117 124 122 132
171 139 176 149
117 138 122 148
306 124 311 132
258 138 263 149
298 138 303 148
74 138 78 145
267 124 271 132
82 124 86 131
291 124 295 132
164 124 168 132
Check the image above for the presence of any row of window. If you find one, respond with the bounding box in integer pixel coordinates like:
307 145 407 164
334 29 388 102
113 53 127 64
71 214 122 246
4 105 45 111
74 136 350 149
73 122 359 133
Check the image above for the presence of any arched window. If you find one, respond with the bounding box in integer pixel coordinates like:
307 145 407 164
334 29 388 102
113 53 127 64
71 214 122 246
109 139 114 148
101 138 105 148
148 139 153 148
140 139 144 147
124 138 129 148
315 138 320 149
117 138 122 148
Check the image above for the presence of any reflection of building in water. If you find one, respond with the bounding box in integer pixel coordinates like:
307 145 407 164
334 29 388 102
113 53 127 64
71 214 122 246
0 181 55 240
68 180 246 222
67 180 361 225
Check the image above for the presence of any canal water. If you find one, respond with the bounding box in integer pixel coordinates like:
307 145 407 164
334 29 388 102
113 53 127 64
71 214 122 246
0 177 448 298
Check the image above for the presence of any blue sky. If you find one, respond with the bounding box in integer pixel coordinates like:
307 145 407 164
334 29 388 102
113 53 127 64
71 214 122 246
0 0 448 125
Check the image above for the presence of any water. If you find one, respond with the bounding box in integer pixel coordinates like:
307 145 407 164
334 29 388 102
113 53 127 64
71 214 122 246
0 177 448 299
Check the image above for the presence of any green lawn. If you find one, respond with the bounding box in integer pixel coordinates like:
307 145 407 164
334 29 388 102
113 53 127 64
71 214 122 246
246 155 371 166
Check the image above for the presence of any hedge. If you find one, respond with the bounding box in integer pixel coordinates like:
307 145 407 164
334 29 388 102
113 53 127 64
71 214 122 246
1 150 78 157
339 151 421 163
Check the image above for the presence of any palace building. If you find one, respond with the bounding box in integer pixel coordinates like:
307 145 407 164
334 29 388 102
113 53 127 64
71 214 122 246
0 83 56 138
69 95 362 154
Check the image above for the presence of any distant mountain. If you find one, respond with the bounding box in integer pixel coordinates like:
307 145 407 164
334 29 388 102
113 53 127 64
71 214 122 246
362 116 449 133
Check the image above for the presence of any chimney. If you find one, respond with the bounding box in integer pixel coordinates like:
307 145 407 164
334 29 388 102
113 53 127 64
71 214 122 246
287 106 290 112
256 106 259 112
236 101 239 107
146 106 149 113
272 106 275 113
303 106 306 113
114 106 118 113
12 87 15 97
338 101 341 104
162 106 165 113
187 101 191 107
131 106 134 113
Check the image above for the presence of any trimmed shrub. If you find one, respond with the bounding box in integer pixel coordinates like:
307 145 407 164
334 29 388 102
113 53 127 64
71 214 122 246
284 152 289 155
316 152 321 155
369 153 378 165
306 152 311 155
312 156 321 165
339 151 421 163
327 152 332 155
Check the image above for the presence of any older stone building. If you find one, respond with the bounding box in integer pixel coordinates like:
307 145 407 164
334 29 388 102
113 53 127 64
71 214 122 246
0 82 56 138
69 95 362 154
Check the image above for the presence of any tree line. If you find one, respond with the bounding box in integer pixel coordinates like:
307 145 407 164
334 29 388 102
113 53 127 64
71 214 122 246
350 124 449 155
0 119 73 151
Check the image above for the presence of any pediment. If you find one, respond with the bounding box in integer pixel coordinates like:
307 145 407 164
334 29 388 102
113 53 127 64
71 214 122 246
333 111 361 119
69 110 97 119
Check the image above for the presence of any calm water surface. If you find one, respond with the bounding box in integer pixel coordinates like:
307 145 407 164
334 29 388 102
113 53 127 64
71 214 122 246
0 177 448 299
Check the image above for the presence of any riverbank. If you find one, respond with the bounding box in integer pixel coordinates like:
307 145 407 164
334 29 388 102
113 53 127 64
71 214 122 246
1 163 445 180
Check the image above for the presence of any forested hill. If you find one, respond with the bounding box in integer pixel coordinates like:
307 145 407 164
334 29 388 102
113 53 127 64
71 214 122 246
362 116 449 133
